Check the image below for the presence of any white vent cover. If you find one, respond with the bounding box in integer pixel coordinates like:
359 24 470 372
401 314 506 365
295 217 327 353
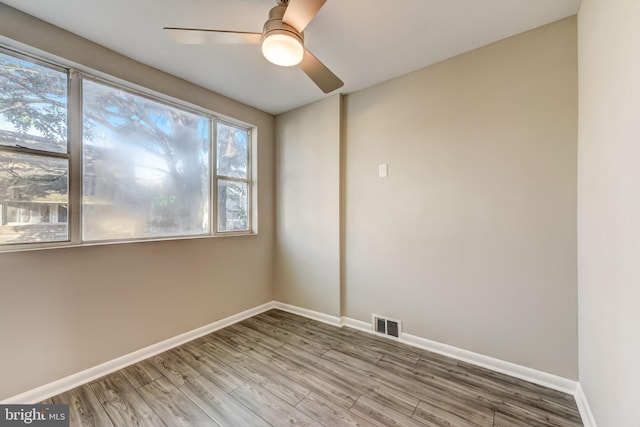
372 314 402 338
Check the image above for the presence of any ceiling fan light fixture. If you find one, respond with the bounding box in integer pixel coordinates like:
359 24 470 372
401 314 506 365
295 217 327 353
262 32 304 67
165 0 343 92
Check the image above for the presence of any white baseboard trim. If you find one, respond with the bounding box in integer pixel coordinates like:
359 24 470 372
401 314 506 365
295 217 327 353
574 383 597 427
340 314 577 395
2 301 276 404
273 301 341 327
4 299 590 425
341 316 372 331
399 331 578 395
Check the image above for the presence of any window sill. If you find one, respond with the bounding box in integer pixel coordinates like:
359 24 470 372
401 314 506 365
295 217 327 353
0 231 258 254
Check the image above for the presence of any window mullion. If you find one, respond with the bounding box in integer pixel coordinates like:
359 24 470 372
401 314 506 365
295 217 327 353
68 70 83 244
0 145 70 159
210 117 217 236
217 176 250 184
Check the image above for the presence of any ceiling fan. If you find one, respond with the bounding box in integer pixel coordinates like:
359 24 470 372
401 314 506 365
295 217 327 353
163 0 344 94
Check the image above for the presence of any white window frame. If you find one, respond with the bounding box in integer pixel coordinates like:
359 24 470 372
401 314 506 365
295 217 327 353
0 48 73 247
214 119 253 235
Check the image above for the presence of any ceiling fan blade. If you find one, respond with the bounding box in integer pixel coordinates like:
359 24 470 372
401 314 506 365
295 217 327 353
299 48 343 93
282 0 327 33
163 27 262 45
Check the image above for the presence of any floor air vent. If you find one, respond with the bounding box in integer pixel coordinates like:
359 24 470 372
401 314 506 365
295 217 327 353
372 314 401 338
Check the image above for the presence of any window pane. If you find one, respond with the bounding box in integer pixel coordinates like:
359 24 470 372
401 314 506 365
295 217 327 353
82 79 210 241
0 51 68 153
0 151 68 244
217 180 248 232
217 122 248 179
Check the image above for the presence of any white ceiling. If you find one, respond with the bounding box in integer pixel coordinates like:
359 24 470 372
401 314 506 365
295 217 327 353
2 0 580 115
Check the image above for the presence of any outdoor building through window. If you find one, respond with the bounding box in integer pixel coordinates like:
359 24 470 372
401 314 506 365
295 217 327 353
0 51 69 244
0 47 254 248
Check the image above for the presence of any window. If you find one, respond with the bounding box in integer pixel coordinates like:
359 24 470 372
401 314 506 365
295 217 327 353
82 79 211 241
0 47 254 249
216 122 250 233
0 51 69 244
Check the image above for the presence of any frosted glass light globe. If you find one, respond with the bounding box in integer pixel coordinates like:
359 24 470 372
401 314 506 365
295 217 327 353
262 33 304 67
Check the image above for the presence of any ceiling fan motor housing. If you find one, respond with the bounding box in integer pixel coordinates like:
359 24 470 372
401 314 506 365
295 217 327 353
263 4 304 46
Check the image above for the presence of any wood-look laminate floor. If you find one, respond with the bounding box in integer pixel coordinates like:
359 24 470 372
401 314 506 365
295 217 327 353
41 309 583 426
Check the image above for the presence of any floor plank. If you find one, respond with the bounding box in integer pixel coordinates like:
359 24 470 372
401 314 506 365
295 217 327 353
279 342 419 416
495 399 582 427
120 360 163 389
148 349 201 387
493 411 535 427
456 361 578 409
172 341 247 392
50 384 114 427
412 399 484 427
225 322 284 349
90 372 165 427
180 375 270 427
410 357 581 424
242 316 332 356
137 377 214 426
230 381 324 427
201 334 313 405
265 311 458 366
296 392 375 427
213 329 360 408
379 355 581 427
350 395 426 427
324 348 495 420
257 311 385 364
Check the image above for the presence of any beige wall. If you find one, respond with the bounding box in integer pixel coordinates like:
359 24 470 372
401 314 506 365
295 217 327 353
0 3 583 401
578 0 640 425
0 5 274 400
274 95 342 316
343 17 578 378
